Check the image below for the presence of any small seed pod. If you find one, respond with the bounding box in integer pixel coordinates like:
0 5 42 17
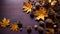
20 28 23 31
39 21 44 28
45 18 53 23
53 23 58 32
27 26 32 34
30 12 34 19
32 6 36 11
53 25 57 28
46 19 55 28
34 25 38 30
17 21 23 31
37 27 43 34
17 21 23 28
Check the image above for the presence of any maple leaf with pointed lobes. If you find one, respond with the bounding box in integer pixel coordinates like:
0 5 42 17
10 23 19 31
23 2 32 14
1 18 10 28
34 7 48 21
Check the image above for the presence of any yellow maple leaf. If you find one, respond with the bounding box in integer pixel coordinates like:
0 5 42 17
35 14 44 20
1 18 10 28
23 2 32 13
10 23 19 31
46 28 54 34
34 7 48 20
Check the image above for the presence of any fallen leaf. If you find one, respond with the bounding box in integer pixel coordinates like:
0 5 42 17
1 18 10 28
10 23 19 31
23 2 32 13
34 7 48 20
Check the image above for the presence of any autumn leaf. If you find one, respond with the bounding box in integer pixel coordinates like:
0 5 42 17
1 18 10 28
46 28 54 34
0 22 2 26
34 7 48 20
23 2 32 13
10 23 19 31
51 0 57 6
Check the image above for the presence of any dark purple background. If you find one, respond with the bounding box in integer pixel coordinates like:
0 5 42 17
0 0 60 34
0 0 40 34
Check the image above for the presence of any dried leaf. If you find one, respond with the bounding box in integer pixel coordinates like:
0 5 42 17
34 8 48 20
23 2 32 13
10 23 19 31
46 28 54 34
1 18 10 28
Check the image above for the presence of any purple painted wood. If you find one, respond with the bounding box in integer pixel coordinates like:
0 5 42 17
0 0 39 34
